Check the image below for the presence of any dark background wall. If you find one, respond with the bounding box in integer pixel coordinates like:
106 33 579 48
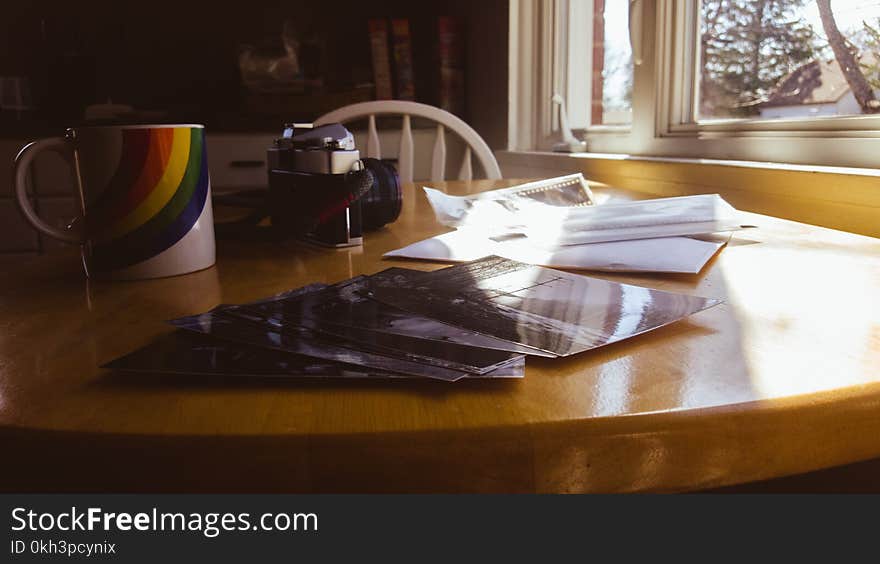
0 0 509 147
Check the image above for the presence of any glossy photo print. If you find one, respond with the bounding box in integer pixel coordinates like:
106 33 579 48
103 330 524 379
231 273 533 372
367 256 721 357
168 308 475 382
302 272 550 356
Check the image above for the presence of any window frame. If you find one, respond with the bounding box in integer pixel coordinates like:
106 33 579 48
508 0 880 169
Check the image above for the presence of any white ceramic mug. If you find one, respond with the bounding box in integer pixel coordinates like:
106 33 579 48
13 124 215 279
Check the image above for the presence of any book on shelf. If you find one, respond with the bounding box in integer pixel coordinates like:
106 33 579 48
391 18 415 101
368 18 393 99
437 16 465 116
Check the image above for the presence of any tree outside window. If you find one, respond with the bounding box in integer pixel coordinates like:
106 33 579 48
700 0 880 120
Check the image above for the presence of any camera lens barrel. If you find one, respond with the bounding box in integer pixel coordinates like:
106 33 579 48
359 158 402 231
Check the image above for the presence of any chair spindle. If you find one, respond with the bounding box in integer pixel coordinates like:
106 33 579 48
399 115 414 183
431 124 447 182
458 147 473 181
366 115 381 159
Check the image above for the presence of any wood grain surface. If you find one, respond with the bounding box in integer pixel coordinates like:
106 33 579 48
2 180 879 492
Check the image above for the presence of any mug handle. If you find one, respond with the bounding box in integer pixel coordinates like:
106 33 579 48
12 137 83 243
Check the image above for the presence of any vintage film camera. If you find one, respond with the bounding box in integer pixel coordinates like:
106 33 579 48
267 123 401 247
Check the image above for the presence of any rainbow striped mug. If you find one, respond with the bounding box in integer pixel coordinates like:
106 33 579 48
13 124 215 279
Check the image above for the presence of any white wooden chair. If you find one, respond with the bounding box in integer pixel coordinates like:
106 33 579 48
314 100 502 183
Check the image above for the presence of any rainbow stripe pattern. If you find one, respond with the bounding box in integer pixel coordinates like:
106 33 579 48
87 127 209 271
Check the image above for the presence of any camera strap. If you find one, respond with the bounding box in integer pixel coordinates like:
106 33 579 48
314 167 374 225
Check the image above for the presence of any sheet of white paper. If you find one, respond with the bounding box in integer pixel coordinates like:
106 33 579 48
424 185 747 245
384 230 727 274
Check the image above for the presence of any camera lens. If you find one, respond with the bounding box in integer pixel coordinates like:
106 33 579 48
359 158 402 231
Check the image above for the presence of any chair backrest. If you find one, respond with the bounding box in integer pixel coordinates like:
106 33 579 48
315 100 502 183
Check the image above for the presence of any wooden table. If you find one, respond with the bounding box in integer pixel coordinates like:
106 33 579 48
2 179 880 493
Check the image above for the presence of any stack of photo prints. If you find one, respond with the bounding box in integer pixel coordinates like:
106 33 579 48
105 256 721 381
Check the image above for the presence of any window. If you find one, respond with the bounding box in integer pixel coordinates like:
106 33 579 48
594 1 634 125
700 0 880 121
510 0 880 169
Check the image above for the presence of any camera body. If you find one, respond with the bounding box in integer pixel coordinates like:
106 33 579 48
268 122 403 247
267 123 365 247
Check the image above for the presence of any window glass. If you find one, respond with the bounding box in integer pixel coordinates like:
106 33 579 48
595 0 633 125
700 0 880 120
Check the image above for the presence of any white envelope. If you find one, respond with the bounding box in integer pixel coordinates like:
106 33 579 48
424 187 746 245
384 230 727 274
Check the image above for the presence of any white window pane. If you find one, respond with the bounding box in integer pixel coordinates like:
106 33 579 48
700 0 880 121
595 0 633 125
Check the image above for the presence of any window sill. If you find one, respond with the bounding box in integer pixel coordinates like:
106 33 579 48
497 150 880 177
495 150 880 239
